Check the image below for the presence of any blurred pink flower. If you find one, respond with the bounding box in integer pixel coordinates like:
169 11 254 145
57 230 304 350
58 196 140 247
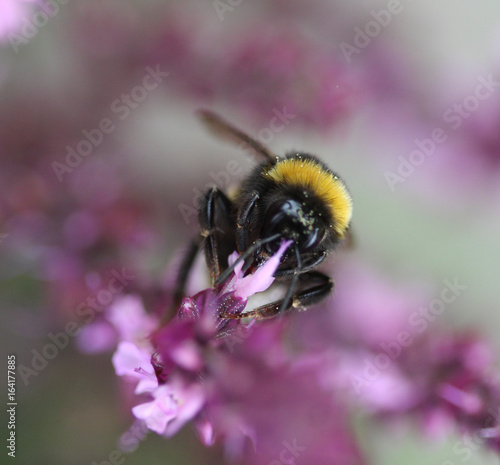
0 0 39 41
113 341 153 381
131 384 177 434
131 380 205 437
335 327 500 451
202 327 365 465
107 295 159 345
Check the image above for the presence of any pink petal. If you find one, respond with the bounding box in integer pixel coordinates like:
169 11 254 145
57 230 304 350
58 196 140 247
235 240 292 300
135 377 158 394
76 320 117 353
170 341 203 371
195 418 215 446
164 383 206 437
132 385 178 434
112 341 153 377
107 295 158 343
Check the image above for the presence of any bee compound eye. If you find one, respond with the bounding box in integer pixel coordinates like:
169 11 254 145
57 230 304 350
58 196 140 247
299 227 323 251
261 200 298 254
263 199 301 232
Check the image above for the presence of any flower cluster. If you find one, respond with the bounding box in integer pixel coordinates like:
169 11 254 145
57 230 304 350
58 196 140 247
113 242 292 437
80 241 366 464
79 241 500 464
356 331 500 451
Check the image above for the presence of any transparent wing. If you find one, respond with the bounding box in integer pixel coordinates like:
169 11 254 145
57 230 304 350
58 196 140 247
198 109 276 162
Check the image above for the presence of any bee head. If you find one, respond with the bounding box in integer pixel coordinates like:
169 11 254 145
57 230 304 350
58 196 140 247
262 198 325 254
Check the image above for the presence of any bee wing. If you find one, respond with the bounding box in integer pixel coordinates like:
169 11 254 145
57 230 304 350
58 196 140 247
197 109 276 162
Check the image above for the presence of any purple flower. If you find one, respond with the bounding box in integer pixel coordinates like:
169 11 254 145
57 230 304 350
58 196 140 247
338 328 500 451
97 230 500 462
202 328 365 465
134 13 364 130
395 331 500 448
143 239 366 463
108 240 297 448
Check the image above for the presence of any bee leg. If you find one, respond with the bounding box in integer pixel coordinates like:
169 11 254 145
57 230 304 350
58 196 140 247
221 271 333 320
165 188 234 321
199 186 236 283
273 250 327 277
167 238 201 319
236 191 259 253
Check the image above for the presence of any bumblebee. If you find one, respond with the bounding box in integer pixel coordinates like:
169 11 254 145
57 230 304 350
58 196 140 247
173 110 353 320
